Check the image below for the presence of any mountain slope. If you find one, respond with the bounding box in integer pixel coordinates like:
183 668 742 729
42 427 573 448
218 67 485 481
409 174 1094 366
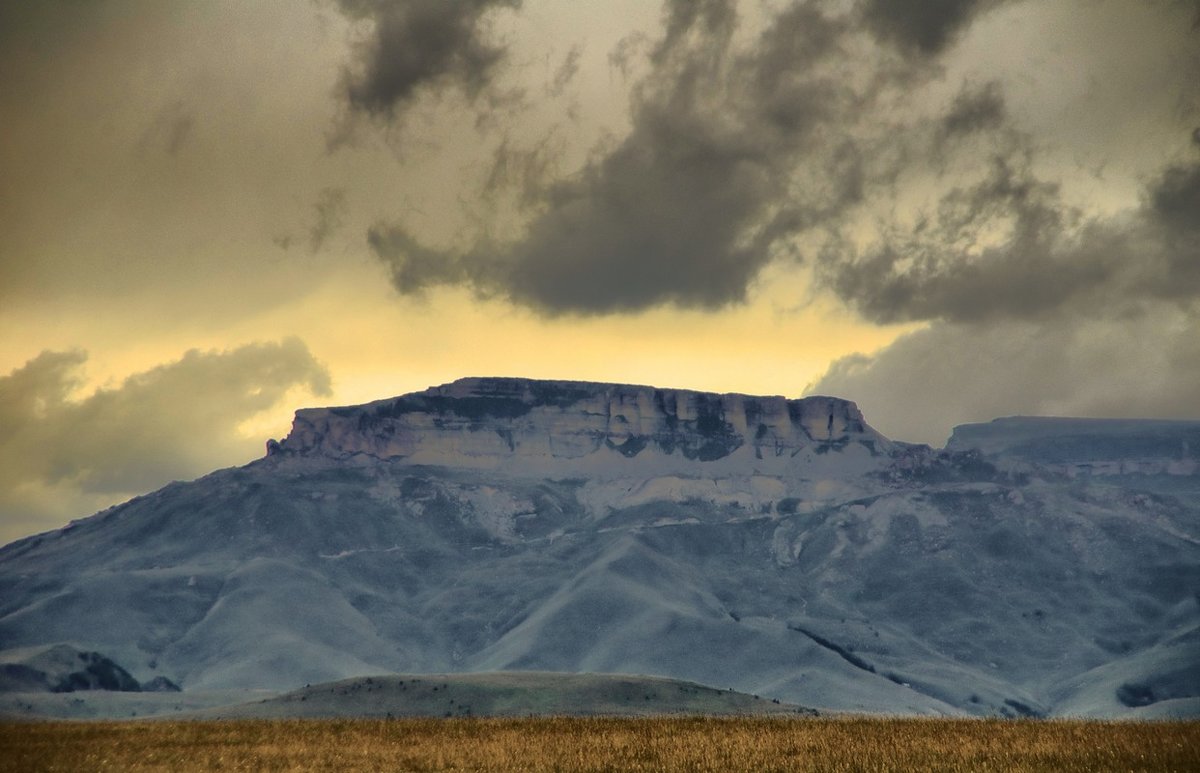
1 378 1196 717
187 672 817 719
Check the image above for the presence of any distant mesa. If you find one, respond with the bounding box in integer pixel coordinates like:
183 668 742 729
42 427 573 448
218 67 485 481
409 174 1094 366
948 415 1200 478
266 376 892 470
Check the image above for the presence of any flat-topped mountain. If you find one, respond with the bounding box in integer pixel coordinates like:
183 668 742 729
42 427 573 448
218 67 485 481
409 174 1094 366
0 378 1196 718
269 377 893 473
948 416 1200 479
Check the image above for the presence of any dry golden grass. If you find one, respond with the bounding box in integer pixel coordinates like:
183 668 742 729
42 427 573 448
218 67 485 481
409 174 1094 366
2 716 1197 772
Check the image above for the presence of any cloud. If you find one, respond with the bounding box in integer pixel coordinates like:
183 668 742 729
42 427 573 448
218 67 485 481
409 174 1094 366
937 80 1006 139
818 150 1200 324
0 339 331 539
309 187 348 252
807 305 1200 446
139 100 195 157
335 0 521 121
352 1 1198 324
858 0 1008 55
809 2 1200 326
367 223 470 293
1151 158 1200 238
367 0 904 314
547 44 582 98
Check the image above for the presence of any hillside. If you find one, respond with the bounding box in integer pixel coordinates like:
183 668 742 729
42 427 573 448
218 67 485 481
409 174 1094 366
1 377 1196 718
188 672 816 719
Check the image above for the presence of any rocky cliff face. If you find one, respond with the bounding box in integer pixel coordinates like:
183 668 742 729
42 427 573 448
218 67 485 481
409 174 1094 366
268 377 893 473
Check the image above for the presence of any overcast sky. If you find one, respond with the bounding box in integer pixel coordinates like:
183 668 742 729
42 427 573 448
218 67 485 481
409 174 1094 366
2 0 1197 543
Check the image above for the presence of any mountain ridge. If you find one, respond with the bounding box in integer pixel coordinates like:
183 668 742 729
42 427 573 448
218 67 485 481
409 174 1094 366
267 376 895 473
1 377 1196 718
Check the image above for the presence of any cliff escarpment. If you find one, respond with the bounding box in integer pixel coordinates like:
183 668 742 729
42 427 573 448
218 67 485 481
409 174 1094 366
268 377 893 472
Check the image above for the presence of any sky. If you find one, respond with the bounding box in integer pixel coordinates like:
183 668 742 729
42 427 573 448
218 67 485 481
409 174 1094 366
1 0 1198 543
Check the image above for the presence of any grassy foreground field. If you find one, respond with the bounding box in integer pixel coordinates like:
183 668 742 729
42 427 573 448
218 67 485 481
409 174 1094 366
2 716 1197 772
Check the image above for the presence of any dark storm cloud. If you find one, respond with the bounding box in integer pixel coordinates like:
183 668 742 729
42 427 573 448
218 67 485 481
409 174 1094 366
1146 159 1200 293
858 0 1007 55
0 339 331 498
369 0 886 313
1151 160 1200 236
820 155 1104 323
0 0 93 51
938 81 1005 139
819 148 1200 324
368 223 471 293
356 0 1197 321
492 0 777 313
335 0 521 120
815 0 1200 326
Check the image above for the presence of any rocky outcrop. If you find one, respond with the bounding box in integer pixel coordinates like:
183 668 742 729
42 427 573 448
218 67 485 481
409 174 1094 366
268 377 892 472
141 675 182 692
0 644 142 693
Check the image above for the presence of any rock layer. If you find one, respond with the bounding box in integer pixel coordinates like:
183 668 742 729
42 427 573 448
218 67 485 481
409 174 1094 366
270 377 893 473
